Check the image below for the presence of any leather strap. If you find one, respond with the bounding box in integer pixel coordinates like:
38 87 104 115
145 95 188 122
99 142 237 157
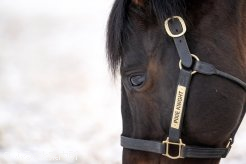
121 136 230 158
168 69 192 142
194 61 246 90
168 18 193 68
183 146 229 158
121 136 164 154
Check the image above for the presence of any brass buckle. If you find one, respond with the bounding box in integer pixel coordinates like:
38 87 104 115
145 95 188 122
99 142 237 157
164 16 187 38
162 137 185 159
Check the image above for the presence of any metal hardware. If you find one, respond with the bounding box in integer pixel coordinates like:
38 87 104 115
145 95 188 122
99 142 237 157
179 54 200 75
171 85 186 129
162 137 185 159
226 138 233 148
164 16 187 38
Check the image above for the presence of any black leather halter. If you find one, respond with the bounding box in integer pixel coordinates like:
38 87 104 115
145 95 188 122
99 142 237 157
121 16 246 159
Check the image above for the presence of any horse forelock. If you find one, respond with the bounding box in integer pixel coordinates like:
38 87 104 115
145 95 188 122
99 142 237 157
106 0 186 76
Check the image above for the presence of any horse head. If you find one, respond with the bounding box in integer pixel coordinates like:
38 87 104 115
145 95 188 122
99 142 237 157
107 0 246 163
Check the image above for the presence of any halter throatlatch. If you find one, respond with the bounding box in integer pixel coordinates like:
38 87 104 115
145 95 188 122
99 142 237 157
121 16 246 159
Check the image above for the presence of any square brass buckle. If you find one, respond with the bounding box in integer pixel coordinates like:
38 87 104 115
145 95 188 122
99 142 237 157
162 137 185 159
164 16 187 38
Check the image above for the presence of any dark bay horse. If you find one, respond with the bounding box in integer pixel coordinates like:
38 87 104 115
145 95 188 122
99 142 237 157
107 0 246 163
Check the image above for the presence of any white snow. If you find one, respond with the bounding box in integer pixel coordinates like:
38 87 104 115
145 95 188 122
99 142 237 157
0 0 244 163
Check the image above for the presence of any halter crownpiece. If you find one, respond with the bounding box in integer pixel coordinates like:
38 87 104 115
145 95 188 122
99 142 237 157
121 16 246 159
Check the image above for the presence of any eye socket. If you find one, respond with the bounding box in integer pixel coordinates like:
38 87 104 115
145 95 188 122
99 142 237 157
129 74 146 87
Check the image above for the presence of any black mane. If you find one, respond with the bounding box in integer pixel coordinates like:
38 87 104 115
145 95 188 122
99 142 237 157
106 0 186 75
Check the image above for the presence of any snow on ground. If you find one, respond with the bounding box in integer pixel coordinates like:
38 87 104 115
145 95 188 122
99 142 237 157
0 0 244 163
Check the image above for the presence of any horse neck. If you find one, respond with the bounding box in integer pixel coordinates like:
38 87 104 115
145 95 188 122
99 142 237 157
187 0 246 77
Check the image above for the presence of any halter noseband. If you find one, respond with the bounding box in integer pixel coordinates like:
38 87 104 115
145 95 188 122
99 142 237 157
121 16 246 159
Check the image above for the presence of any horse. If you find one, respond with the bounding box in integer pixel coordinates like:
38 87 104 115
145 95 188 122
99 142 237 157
106 0 246 164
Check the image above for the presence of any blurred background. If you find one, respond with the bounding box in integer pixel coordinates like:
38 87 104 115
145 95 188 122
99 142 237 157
0 0 244 163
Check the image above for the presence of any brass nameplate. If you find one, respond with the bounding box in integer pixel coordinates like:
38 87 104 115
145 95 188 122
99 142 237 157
171 85 187 129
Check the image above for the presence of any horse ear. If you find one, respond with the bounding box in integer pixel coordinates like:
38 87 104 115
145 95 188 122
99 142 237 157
132 0 145 7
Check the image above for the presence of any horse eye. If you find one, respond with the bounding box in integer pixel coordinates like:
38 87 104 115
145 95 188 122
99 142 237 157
129 74 146 87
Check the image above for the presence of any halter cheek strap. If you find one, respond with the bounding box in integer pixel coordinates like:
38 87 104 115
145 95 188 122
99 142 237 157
121 16 246 159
